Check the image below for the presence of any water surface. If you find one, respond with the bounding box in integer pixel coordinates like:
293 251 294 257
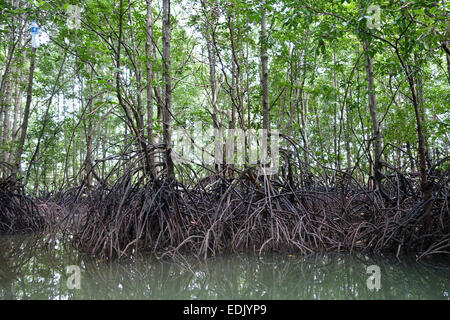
0 234 448 299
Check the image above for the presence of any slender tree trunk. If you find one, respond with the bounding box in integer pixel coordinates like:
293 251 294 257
202 0 220 171
393 44 432 232
300 91 309 167
0 30 17 120
260 0 269 131
128 5 150 177
260 0 271 175
0 32 17 172
332 49 339 172
85 66 94 188
447 51 450 85
345 90 352 171
12 63 25 154
414 54 430 160
231 59 236 130
207 41 218 126
2 80 12 171
363 40 382 192
162 0 174 179
145 0 156 179
444 41 450 84
12 47 36 183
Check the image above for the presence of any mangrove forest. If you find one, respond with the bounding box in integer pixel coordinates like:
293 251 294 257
0 0 449 287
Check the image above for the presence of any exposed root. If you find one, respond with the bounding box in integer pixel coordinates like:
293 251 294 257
0 177 45 234
54 160 449 261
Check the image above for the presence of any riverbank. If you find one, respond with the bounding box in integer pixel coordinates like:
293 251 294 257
1 167 449 261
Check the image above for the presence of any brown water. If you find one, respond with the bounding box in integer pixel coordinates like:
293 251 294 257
0 234 449 299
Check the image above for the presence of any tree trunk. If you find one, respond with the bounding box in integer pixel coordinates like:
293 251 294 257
2 80 12 172
393 47 432 233
12 61 25 157
332 49 339 172
444 41 450 85
260 0 269 131
363 40 383 192
300 91 309 167
202 0 220 171
414 54 430 161
12 47 36 183
85 66 94 188
162 0 174 179
260 0 270 174
145 0 156 179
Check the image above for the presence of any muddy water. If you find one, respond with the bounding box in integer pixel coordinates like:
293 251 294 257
0 234 448 299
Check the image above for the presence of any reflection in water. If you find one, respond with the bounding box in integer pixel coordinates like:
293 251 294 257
0 234 449 300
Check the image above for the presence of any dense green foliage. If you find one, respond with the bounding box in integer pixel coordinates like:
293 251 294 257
0 0 448 194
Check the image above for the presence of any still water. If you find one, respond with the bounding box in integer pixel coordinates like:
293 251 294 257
0 234 449 300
